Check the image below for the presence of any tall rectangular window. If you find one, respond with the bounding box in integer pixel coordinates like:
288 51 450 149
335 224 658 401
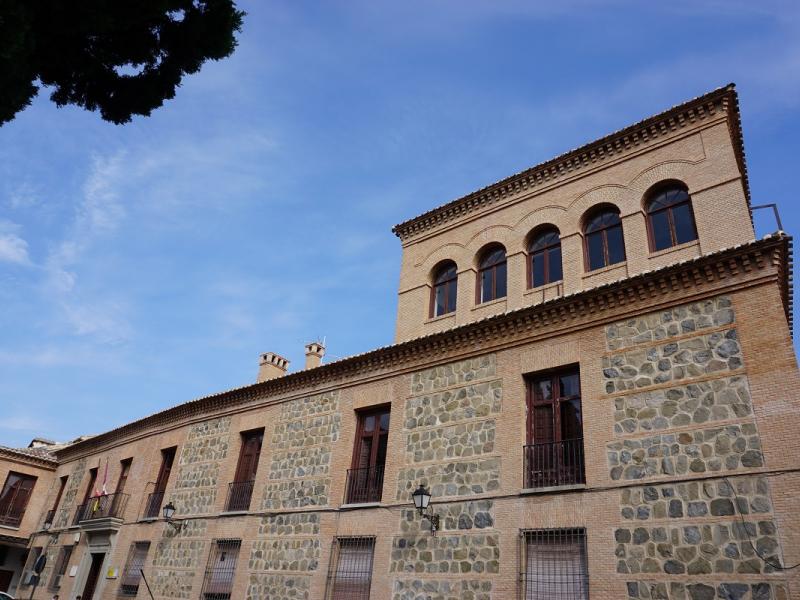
120 541 150 596
346 407 389 504
116 458 132 494
524 368 584 489
144 447 176 518
0 471 37 527
19 547 42 588
48 545 73 590
47 475 68 525
225 429 264 512
326 537 376 600
521 528 589 600
200 539 241 600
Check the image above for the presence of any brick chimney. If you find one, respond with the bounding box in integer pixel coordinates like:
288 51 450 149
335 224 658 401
304 341 325 370
257 352 290 383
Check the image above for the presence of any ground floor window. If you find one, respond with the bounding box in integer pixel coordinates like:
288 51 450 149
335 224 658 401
521 528 589 600
48 545 73 590
120 541 150 596
326 536 376 600
201 539 241 600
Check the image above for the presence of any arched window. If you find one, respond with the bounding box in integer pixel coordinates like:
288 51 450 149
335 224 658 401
646 183 698 251
477 245 507 303
584 207 625 271
430 261 458 317
528 227 562 288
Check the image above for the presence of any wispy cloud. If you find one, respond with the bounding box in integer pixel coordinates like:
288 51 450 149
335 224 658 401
0 220 32 265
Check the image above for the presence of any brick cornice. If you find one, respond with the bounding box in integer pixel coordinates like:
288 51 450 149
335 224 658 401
55 234 791 462
392 84 749 242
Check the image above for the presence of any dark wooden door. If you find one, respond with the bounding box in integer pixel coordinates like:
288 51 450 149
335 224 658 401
154 448 176 493
81 552 105 599
234 431 263 483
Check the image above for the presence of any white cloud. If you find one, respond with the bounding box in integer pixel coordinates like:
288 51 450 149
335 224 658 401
0 220 32 265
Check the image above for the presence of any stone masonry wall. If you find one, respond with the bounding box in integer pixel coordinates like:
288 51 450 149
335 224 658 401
393 579 493 600
246 574 311 600
151 519 207 598
54 457 86 528
260 391 339 510
173 417 231 515
397 356 501 501
604 296 789 599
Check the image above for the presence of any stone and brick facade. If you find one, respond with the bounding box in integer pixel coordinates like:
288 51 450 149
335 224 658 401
5 84 800 599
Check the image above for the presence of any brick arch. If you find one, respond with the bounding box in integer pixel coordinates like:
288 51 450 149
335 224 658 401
567 184 639 221
627 159 700 198
414 242 466 270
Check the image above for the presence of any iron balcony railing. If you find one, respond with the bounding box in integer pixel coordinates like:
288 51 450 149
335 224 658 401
144 490 165 519
524 438 585 489
344 465 385 505
224 480 255 512
42 509 56 529
74 493 129 523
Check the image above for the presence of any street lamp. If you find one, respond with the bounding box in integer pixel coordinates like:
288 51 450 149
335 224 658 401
162 501 181 531
411 483 439 536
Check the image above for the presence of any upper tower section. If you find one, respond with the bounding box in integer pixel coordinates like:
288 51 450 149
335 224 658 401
392 85 754 343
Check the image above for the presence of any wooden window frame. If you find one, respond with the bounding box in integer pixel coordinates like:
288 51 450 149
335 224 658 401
527 229 562 289
0 471 37 527
116 459 132 495
645 185 698 252
525 366 582 445
476 245 507 304
51 475 68 514
350 405 391 472
429 262 458 318
154 447 176 494
582 209 625 271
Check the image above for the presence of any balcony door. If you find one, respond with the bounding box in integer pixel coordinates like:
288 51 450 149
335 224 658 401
347 407 389 504
526 369 584 488
227 429 263 511
145 447 175 518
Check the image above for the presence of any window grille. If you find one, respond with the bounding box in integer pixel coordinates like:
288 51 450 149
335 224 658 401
200 539 241 600
19 546 42 587
48 545 73 589
119 541 150 596
325 536 376 600
519 528 589 600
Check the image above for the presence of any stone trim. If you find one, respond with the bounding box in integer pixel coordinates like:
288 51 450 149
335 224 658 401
392 85 748 241
54 234 791 462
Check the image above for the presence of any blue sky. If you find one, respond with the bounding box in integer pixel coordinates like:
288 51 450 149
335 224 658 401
1 1 798 448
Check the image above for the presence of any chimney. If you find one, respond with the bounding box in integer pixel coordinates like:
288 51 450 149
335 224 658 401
304 341 325 370
257 352 290 383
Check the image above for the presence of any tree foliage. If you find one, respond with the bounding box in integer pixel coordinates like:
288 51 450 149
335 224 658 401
0 0 244 125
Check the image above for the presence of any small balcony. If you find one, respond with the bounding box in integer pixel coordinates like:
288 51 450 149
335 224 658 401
74 493 129 524
224 480 255 512
42 509 56 530
344 465 384 505
523 438 585 490
143 490 165 520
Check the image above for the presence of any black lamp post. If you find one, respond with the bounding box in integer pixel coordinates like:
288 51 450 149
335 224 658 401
411 483 439 536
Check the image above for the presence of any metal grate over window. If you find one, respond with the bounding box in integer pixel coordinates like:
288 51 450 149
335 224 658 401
326 536 376 600
119 541 150 596
48 545 73 590
201 539 241 600
520 528 589 600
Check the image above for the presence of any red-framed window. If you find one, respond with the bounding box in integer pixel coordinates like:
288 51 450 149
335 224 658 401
583 207 625 271
528 227 562 288
0 471 37 527
646 183 698 251
346 406 390 504
477 245 507 303
225 428 264 511
430 261 458 317
525 367 584 489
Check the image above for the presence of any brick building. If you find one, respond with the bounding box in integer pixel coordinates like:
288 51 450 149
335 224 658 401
3 84 799 599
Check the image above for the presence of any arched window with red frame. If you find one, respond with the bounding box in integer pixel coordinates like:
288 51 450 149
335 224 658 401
583 206 626 271
430 261 457 317
477 245 507 303
645 182 698 251
528 226 562 288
